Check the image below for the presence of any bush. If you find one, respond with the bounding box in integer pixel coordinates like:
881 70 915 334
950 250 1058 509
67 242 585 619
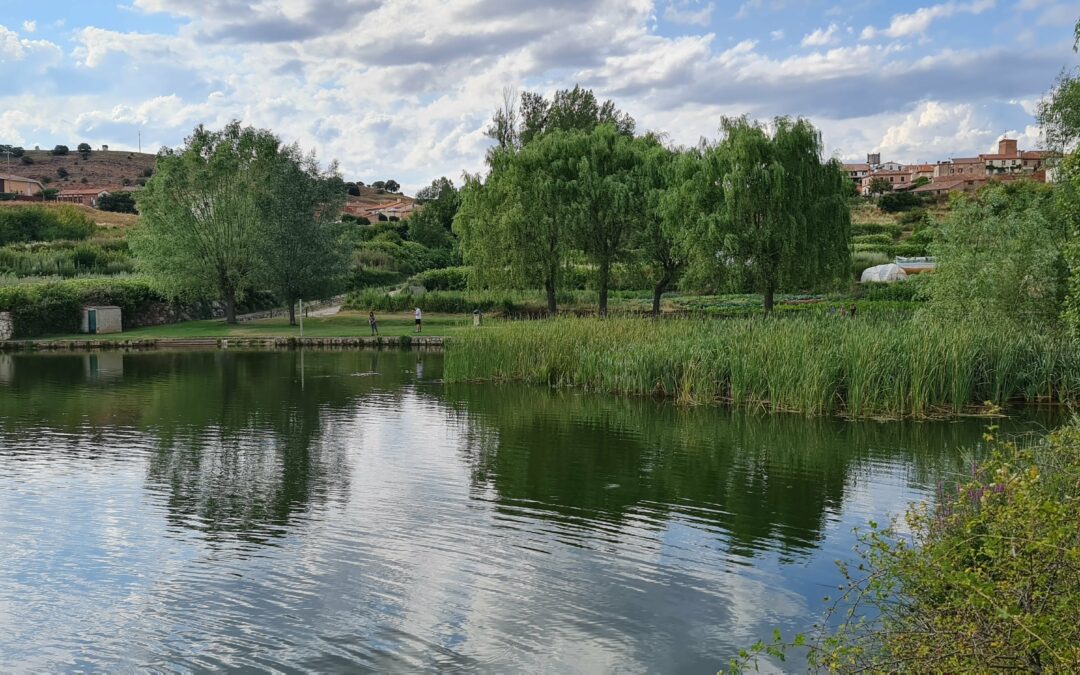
878 191 923 213
52 145 69 156
897 208 930 227
852 251 890 278
774 424 1080 671
409 266 470 291
851 233 893 247
851 222 902 238
96 192 137 214
348 267 404 290
0 205 96 245
0 276 163 337
860 274 929 301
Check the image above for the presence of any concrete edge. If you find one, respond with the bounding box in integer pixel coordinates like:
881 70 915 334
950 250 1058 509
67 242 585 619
0 335 447 352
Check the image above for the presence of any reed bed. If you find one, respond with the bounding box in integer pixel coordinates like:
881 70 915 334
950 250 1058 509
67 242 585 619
444 316 1080 418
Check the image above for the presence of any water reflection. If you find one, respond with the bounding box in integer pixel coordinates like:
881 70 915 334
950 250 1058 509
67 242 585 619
0 349 1052 672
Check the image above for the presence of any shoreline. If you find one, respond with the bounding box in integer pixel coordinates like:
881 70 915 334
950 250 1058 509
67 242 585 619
0 335 447 352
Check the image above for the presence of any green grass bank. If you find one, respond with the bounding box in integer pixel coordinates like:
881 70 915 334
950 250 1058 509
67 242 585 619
444 316 1080 418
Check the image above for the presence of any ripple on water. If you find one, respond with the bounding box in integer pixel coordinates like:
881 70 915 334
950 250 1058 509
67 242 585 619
0 350 1039 672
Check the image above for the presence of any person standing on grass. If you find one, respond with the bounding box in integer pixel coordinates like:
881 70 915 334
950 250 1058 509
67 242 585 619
414 307 422 333
368 311 378 336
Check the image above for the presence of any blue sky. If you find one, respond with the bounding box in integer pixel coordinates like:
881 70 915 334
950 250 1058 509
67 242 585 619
1 0 1078 191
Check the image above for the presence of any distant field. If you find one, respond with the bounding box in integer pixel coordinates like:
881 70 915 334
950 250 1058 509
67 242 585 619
41 311 477 341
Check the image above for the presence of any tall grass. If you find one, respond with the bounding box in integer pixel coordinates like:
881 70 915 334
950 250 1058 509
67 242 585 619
444 316 1079 418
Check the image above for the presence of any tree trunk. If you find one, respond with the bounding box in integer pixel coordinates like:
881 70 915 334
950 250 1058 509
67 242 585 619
545 277 557 316
598 260 610 318
288 298 297 326
763 285 775 315
652 274 671 317
224 287 238 324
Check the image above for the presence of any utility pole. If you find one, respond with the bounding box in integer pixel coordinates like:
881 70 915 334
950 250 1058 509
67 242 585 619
299 299 304 338
138 131 141 153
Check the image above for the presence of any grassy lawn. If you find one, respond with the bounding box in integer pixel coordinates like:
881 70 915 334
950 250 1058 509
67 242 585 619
41 311 478 341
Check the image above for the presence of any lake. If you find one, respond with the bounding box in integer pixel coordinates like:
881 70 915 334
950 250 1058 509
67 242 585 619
0 349 1050 672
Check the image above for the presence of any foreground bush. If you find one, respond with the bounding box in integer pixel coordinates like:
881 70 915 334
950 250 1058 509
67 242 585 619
734 424 1080 671
445 316 1080 418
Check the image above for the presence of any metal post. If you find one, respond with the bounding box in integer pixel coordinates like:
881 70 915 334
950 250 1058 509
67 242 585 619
299 299 304 338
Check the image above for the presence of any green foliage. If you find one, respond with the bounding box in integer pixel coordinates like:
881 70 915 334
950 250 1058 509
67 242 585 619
409 266 470 291
861 274 929 301
878 190 922 212
1036 19 1080 151
0 276 164 337
867 177 892 196
851 233 892 247
851 222 902 238
254 142 347 322
445 315 1080 418
77 142 91 158
96 191 137 214
131 122 345 323
348 267 404 290
780 425 1080 671
56 167 69 179
408 177 459 250
897 208 930 227
851 251 890 279
51 145 69 156
927 181 1065 327
0 204 96 245
0 239 133 278
689 116 851 312
1056 153 1080 333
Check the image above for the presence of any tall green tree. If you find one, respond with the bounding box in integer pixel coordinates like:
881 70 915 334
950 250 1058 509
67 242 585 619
132 122 271 323
486 84 635 151
928 181 1065 328
567 125 651 316
455 141 577 314
1037 19 1080 151
408 177 460 250
693 117 850 312
255 145 347 325
639 144 696 315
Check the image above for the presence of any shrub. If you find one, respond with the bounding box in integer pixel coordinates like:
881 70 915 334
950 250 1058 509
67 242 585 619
878 191 922 213
861 274 929 301
897 208 930 227
348 267 404 290
52 145 69 156
0 205 96 245
410 266 470 291
96 192 137 214
0 276 162 337
56 167 69 179
851 233 893 247
851 222 902 238
851 251 890 278
770 425 1080 671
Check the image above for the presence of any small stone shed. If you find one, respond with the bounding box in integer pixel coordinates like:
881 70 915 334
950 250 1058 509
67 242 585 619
80 306 122 334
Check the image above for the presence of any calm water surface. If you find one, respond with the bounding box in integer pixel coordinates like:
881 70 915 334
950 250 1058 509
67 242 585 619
0 350 1049 672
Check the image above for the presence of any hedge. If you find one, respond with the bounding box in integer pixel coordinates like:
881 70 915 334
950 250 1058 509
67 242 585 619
409 266 470 291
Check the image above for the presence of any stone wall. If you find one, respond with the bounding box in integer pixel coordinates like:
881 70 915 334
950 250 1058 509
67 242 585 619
0 312 12 341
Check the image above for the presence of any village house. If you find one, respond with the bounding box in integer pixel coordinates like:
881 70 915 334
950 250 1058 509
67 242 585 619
0 173 44 196
56 187 113 208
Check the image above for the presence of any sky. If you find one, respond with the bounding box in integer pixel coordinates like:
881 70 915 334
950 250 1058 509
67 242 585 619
1 0 1078 192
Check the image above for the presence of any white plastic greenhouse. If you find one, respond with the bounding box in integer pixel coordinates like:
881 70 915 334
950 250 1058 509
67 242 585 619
860 263 909 284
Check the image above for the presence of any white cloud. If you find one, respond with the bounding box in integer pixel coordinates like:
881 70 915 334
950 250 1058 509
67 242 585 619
801 23 839 47
770 29 784 41
664 1 714 26
862 0 996 40
22 20 36 33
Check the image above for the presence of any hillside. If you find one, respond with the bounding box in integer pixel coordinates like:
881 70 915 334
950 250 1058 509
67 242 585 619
346 185 416 208
5 149 157 190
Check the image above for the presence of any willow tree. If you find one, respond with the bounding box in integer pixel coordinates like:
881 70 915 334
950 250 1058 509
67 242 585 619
454 142 577 314
638 143 698 315
132 122 270 323
697 117 850 313
567 124 651 316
